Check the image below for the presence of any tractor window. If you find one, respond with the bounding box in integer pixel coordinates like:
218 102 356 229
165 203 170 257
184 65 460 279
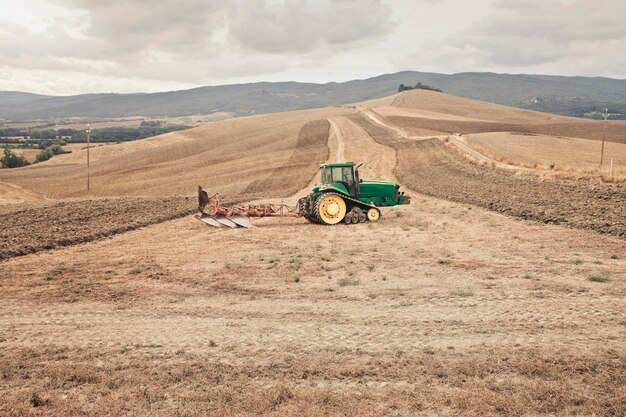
321 168 332 183
332 167 343 183
341 167 354 185
322 166 354 184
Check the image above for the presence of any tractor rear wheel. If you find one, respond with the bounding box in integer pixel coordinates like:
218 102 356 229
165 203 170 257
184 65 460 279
314 193 347 225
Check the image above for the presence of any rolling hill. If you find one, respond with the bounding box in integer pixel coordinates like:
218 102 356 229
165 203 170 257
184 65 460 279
1 71 625 121
1 88 625 417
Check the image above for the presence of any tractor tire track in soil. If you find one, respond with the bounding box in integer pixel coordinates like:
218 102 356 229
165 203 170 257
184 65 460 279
0 196 197 261
347 114 626 239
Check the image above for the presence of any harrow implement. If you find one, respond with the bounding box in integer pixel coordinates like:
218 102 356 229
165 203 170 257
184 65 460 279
196 186 303 228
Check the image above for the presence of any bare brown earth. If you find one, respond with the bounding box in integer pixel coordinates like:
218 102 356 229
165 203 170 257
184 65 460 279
0 197 193 261
346 113 626 239
1 90 625 416
0 120 333 261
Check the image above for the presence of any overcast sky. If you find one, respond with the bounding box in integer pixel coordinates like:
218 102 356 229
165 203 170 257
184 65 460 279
1 0 624 95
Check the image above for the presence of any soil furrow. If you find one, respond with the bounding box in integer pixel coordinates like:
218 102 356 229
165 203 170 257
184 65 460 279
347 113 626 239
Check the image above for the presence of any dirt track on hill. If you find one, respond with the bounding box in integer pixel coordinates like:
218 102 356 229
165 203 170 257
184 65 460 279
386 115 626 144
348 114 626 239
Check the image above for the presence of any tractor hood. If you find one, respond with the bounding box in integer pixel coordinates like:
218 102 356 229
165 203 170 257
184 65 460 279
359 180 399 199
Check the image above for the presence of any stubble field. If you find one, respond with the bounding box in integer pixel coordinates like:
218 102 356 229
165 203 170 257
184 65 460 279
0 90 624 416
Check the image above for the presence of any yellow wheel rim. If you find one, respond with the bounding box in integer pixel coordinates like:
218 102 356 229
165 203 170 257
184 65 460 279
367 208 380 221
319 194 346 224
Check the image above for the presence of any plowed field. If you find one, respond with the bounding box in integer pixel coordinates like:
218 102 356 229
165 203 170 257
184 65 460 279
0 197 195 260
347 114 626 239
1 90 625 417
0 119 332 261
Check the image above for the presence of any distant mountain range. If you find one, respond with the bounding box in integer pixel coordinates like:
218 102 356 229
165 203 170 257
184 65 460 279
1 71 625 121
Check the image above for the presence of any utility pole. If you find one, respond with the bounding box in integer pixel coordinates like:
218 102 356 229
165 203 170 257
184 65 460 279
86 125 91 192
600 108 608 167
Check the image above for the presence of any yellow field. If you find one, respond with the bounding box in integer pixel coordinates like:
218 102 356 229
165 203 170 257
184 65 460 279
60 142 117 152
5 148 40 163
466 132 626 175
0 180 46 204
0 107 351 198
1 90 624 416
4 112 234 131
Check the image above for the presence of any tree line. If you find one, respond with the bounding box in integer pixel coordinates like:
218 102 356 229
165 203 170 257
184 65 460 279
1 124 190 168
0 124 188 142
398 82 443 93
1 141 69 168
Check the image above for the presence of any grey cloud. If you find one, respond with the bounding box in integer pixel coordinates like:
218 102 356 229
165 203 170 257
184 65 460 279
0 0 396 89
462 0 626 67
229 0 395 53
54 0 227 57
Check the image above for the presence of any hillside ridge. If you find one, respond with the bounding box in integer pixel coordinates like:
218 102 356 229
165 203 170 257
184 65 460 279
2 71 625 120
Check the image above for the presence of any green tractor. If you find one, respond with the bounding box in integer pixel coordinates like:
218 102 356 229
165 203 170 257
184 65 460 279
196 162 410 228
299 162 410 225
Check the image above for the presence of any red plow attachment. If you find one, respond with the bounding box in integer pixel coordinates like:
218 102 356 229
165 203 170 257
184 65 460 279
196 186 303 228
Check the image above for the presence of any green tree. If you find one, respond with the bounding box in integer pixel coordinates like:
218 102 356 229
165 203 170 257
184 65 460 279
35 148 54 162
0 149 29 168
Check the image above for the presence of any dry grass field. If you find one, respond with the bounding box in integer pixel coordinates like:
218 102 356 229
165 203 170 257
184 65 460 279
0 107 349 199
0 181 46 205
0 90 624 416
0 147 40 163
465 132 626 176
377 90 626 144
60 142 117 152
4 112 233 132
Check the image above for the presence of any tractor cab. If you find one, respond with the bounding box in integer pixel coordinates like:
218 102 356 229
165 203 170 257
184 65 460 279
320 162 360 197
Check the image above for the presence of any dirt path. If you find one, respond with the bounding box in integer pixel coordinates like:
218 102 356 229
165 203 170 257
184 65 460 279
448 134 535 172
328 118 345 162
331 116 397 181
349 113 626 239
359 108 410 139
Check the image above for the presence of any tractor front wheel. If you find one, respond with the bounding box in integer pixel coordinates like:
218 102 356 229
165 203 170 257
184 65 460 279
314 193 347 225
367 208 380 222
